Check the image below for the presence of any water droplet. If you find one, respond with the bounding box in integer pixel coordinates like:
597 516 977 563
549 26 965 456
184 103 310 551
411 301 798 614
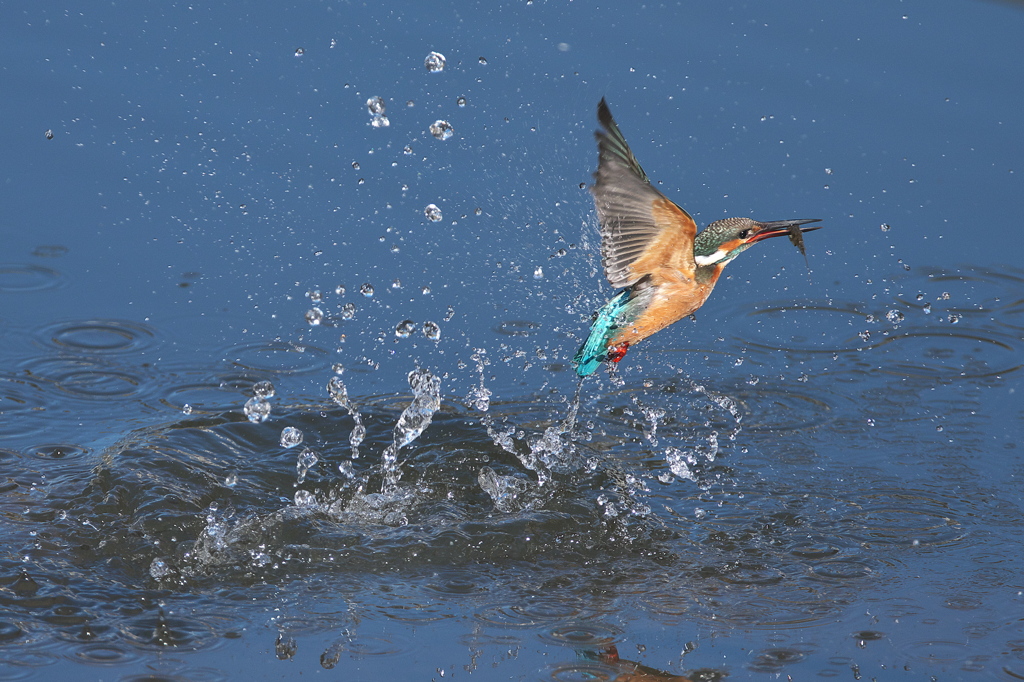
149 558 171 580
351 161 360 170
922 302 932 314
181 403 193 415
444 306 455 322
478 56 488 65
253 381 275 398
293 489 316 507
391 279 402 289
940 291 951 300
457 96 467 107
340 302 356 320
370 115 390 128
335 285 346 295
305 307 324 326
406 100 415 108
243 397 271 423
280 426 304 448
880 223 891 232
424 51 446 73
294 47 305 57
297 447 319 469
825 168 833 175
429 120 454 140
885 309 904 324
380 368 443 490
360 283 374 297
403 145 413 155
947 313 961 324
224 471 238 487
338 461 355 478
45 129 54 140
533 266 544 279
423 321 441 340
308 289 322 302
421 286 431 295
474 207 482 216
395 320 417 338
424 204 443 222
366 96 385 115
858 330 871 342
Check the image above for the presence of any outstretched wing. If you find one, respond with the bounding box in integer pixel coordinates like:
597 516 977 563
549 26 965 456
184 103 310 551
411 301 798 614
590 98 697 289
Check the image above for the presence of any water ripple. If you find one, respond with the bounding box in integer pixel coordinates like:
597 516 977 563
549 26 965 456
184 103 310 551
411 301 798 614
0 264 64 293
223 341 331 374
37 319 157 354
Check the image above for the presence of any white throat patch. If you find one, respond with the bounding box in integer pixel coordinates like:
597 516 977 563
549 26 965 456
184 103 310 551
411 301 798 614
694 249 727 266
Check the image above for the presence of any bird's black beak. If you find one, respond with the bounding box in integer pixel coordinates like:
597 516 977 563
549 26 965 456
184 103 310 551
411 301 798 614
749 218 823 242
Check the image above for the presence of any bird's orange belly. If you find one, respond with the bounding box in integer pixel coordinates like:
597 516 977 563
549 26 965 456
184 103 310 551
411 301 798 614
608 278 714 348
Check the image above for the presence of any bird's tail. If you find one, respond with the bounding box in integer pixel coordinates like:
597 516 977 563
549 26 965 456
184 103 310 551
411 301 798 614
573 290 630 377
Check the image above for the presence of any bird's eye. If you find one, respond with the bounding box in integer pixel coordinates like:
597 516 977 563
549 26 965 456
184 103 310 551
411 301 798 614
738 229 750 239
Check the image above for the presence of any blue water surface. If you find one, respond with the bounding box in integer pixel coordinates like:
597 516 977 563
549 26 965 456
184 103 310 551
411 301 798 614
1 1 1022 680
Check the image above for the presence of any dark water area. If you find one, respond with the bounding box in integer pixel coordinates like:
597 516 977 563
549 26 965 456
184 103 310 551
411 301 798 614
2 1 1023 680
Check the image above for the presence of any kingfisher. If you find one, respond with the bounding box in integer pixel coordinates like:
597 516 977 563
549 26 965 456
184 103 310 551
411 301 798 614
574 99 823 377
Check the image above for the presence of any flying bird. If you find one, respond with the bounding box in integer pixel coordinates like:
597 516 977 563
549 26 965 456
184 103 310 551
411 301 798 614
574 99 823 377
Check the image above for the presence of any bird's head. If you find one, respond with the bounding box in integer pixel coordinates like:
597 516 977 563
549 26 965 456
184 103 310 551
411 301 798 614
693 217 822 267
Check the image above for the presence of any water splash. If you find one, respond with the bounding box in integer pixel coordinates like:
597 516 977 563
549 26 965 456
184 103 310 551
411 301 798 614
295 448 319 485
478 467 536 513
328 376 365 459
380 368 442 492
429 120 454 141
424 51 446 73
280 426 303 448
424 204 443 222
466 347 586 497
243 381 274 423
466 348 492 412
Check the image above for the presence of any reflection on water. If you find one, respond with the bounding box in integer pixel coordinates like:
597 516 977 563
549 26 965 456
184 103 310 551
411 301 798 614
0 265 1022 679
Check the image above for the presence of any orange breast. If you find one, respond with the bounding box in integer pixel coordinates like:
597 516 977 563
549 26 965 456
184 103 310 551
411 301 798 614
608 266 721 348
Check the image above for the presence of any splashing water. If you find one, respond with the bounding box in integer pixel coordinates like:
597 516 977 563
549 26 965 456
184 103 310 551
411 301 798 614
424 51 446 72
424 204 443 222
328 376 365 459
466 348 492 412
244 379 274 423
472 356 584 493
478 467 535 513
295 448 319 485
380 368 442 492
244 397 270 423
280 426 303 449
429 120 454 141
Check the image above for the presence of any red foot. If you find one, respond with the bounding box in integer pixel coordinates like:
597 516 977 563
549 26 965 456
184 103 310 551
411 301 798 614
606 343 629 364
